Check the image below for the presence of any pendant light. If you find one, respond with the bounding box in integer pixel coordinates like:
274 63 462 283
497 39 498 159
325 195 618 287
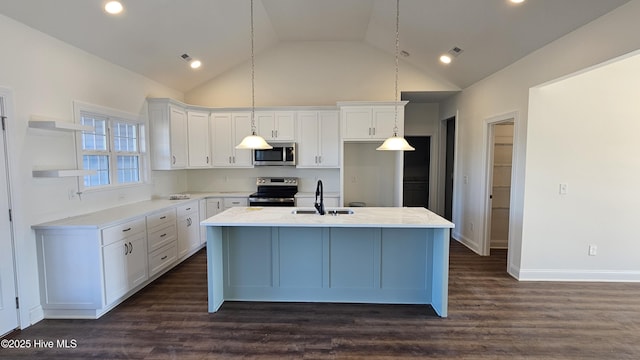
236 0 272 150
377 0 414 151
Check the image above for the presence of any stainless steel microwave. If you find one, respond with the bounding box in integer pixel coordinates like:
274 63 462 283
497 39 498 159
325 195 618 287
253 142 296 166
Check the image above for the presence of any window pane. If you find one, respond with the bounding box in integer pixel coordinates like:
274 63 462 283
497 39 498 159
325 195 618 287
117 155 139 184
83 155 110 187
113 122 137 152
81 115 107 151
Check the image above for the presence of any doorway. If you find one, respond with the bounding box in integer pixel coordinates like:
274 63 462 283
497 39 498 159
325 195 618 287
443 117 455 221
403 136 430 208
0 91 19 336
483 114 516 255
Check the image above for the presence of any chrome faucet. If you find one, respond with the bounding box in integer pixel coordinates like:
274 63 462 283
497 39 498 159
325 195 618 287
314 180 325 215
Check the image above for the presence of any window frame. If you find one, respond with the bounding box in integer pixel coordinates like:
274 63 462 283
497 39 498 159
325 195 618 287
74 101 148 192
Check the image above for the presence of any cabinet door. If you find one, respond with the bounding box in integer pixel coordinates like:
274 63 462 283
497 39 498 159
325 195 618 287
177 212 200 259
103 232 147 306
256 111 276 141
232 112 253 167
206 198 223 218
317 111 340 167
126 233 148 289
296 111 320 167
211 112 233 167
372 106 400 140
169 106 188 168
341 107 372 140
274 111 295 141
103 240 129 305
187 111 211 168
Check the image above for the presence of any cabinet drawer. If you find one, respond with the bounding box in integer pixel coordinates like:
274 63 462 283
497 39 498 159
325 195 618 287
146 208 177 230
148 243 177 277
102 217 146 246
147 223 177 253
224 197 247 208
176 201 198 218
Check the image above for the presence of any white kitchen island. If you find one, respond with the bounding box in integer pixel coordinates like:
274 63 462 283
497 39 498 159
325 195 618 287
201 207 454 317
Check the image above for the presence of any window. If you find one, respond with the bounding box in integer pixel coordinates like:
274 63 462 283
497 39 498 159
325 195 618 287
75 102 145 190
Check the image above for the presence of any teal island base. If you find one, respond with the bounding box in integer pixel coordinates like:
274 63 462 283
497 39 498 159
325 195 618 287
205 222 450 317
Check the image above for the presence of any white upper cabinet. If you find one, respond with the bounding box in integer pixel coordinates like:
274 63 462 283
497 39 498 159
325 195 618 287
186 110 211 168
339 102 407 141
256 111 296 141
297 110 340 168
210 112 253 168
148 99 188 170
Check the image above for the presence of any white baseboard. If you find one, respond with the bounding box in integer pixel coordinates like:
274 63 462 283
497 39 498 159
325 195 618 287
452 232 483 255
518 269 640 282
28 305 44 328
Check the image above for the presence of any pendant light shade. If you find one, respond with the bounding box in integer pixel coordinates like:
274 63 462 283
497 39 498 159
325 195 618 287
376 134 415 151
235 0 272 150
236 133 273 149
377 0 414 152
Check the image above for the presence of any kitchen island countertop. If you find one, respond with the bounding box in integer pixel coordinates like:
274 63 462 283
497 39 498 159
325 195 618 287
201 206 454 229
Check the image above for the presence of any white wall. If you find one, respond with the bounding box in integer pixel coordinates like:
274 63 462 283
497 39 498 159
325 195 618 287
186 41 459 107
0 14 183 328
522 52 640 280
440 0 640 279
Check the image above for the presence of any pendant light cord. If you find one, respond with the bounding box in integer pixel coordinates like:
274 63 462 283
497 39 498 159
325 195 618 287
250 0 256 135
393 0 400 136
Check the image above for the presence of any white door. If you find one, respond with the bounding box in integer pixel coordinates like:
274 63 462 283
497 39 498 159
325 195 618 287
0 94 19 335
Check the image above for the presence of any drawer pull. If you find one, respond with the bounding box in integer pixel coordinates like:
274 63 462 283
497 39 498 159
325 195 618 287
129 242 133 253
122 227 132 232
124 243 129 255
160 216 167 220
161 255 168 260
185 207 191 211
160 233 167 238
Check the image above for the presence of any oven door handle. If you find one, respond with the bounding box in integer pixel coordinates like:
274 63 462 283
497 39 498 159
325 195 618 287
249 197 295 203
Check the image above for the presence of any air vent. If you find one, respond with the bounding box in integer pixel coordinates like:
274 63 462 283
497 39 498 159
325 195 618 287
448 46 464 57
180 53 192 62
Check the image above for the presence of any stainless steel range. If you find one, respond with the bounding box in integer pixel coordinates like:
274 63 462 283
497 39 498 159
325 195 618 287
248 177 298 207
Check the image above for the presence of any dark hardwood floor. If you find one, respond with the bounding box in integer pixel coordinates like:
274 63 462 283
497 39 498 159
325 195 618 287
3 241 640 359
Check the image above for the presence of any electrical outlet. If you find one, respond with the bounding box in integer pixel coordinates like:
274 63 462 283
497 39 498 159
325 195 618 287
588 244 597 256
559 183 568 195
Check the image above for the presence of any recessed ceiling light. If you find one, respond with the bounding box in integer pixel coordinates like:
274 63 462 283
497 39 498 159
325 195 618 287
439 55 452 64
190 60 202 69
104 1 123 15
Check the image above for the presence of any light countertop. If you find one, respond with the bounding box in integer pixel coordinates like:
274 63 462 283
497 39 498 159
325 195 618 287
201 206 454 229
32 192 252 230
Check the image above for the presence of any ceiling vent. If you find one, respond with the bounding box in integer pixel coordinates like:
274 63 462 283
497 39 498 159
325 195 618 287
448 46 463 57
180 53 192 62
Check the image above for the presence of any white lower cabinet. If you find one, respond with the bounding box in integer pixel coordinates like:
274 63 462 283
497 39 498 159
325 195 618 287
146 208 178 277
103 231 148 305
177 201 201 259
34 200 208 319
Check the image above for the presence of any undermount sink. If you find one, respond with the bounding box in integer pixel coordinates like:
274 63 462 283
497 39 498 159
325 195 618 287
292 208 354 215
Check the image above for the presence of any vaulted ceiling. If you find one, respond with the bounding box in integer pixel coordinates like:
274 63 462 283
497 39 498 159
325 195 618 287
0 0 631 93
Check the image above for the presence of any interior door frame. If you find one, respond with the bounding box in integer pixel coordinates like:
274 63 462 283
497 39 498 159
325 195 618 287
481 111 518 257
0 87 20 334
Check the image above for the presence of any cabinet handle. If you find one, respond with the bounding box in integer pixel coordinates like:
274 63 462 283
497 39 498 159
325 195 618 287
124 243 129 255
172 155 176 165
160 233 167 238
275 130 278 138
129 242 133 254
187 218 192 226
186 207 191 211
217 202 220 209
229 156 232 164
206 156 209 164
122 227 132 232
160 216 166 220
161 255 168 260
